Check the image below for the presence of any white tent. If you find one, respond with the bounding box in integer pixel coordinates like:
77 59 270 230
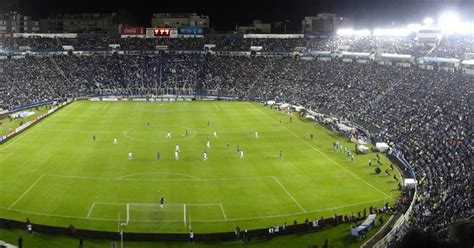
375 143 389 152
357 145 369 154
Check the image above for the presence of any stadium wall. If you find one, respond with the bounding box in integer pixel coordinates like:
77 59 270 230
0 215 347 242
0 99 72 144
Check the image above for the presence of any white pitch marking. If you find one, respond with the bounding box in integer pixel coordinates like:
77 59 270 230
219 204 227 221
86 202 96 218
117 172 201 180
213 103 220 111
8 174 45 209
272 176 306 213
2 198 386 223
43 174 274 181
251 103 391 198
183 204 187 227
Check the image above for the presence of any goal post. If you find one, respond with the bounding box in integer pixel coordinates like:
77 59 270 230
126 202 185 225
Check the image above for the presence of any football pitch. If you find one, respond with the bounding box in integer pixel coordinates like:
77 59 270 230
0 101 399 233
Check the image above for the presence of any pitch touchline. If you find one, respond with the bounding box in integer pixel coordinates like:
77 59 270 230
272 176 306 213
2 198 386 223
250 103 391 198
0 119 49 152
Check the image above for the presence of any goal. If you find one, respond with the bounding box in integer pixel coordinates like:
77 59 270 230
126 203 186 226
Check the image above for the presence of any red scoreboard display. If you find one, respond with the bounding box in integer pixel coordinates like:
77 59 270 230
154 28 170 37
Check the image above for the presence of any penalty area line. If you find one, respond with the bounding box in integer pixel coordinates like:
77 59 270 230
272 176 306 213
9 174 45 209
86 202 96 218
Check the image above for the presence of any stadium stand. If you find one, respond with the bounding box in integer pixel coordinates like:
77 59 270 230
0 35 472 246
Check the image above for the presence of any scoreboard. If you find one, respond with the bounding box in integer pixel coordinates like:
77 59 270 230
154 28 170 37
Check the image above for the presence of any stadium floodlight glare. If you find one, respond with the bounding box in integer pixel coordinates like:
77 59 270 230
423 17 434 26
455 22 474 34
438 11 461 32
336 28 354 36
373 28 410 37
354 29 372 36
336 28 371 36
407 24 422 32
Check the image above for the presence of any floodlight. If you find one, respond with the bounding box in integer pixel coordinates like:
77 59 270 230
438 12 460 32
373 28 410 37
423 17 434 26
407 24 422 32
336 28 354 36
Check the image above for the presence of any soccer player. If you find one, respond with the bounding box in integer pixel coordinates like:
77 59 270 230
175 151 179 160
167 132 172 139
207 120 210 126
368 159 372 166
351 154 354 162
184 129 189 136
310 134 314 140
255 132 259 139
290 116 292 123
204 151 208 161
240 150 244 159
227 143 230 149
113 138 117 144
128 152 133 160
214 131 218 138
237 145 240 153
157 152 160 160
279 150 283 158
207 140 211 149
92 135 96 141
160 197 165 208
175 144 180 153
147 122 150 128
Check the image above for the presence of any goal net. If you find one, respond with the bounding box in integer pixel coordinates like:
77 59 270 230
126 203 186 225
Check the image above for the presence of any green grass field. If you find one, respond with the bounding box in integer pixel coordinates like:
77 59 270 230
0 214 391 248
0 101 399 234
0 105 52 137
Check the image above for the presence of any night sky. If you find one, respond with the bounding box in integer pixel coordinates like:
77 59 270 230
1 0 474 31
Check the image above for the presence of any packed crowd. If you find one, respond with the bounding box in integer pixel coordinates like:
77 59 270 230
0 34 449 55
0 46 472 243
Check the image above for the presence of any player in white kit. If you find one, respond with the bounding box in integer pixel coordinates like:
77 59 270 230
204 151 208 161
175 144 180 153
128 152 133 160
113 138 117 144
175 151 179 160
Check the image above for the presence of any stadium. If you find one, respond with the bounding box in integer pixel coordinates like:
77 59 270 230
0 1 473 248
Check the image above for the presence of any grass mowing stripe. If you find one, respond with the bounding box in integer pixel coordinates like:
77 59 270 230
250 102 391 198
0 101 397 233
1 198 386 223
